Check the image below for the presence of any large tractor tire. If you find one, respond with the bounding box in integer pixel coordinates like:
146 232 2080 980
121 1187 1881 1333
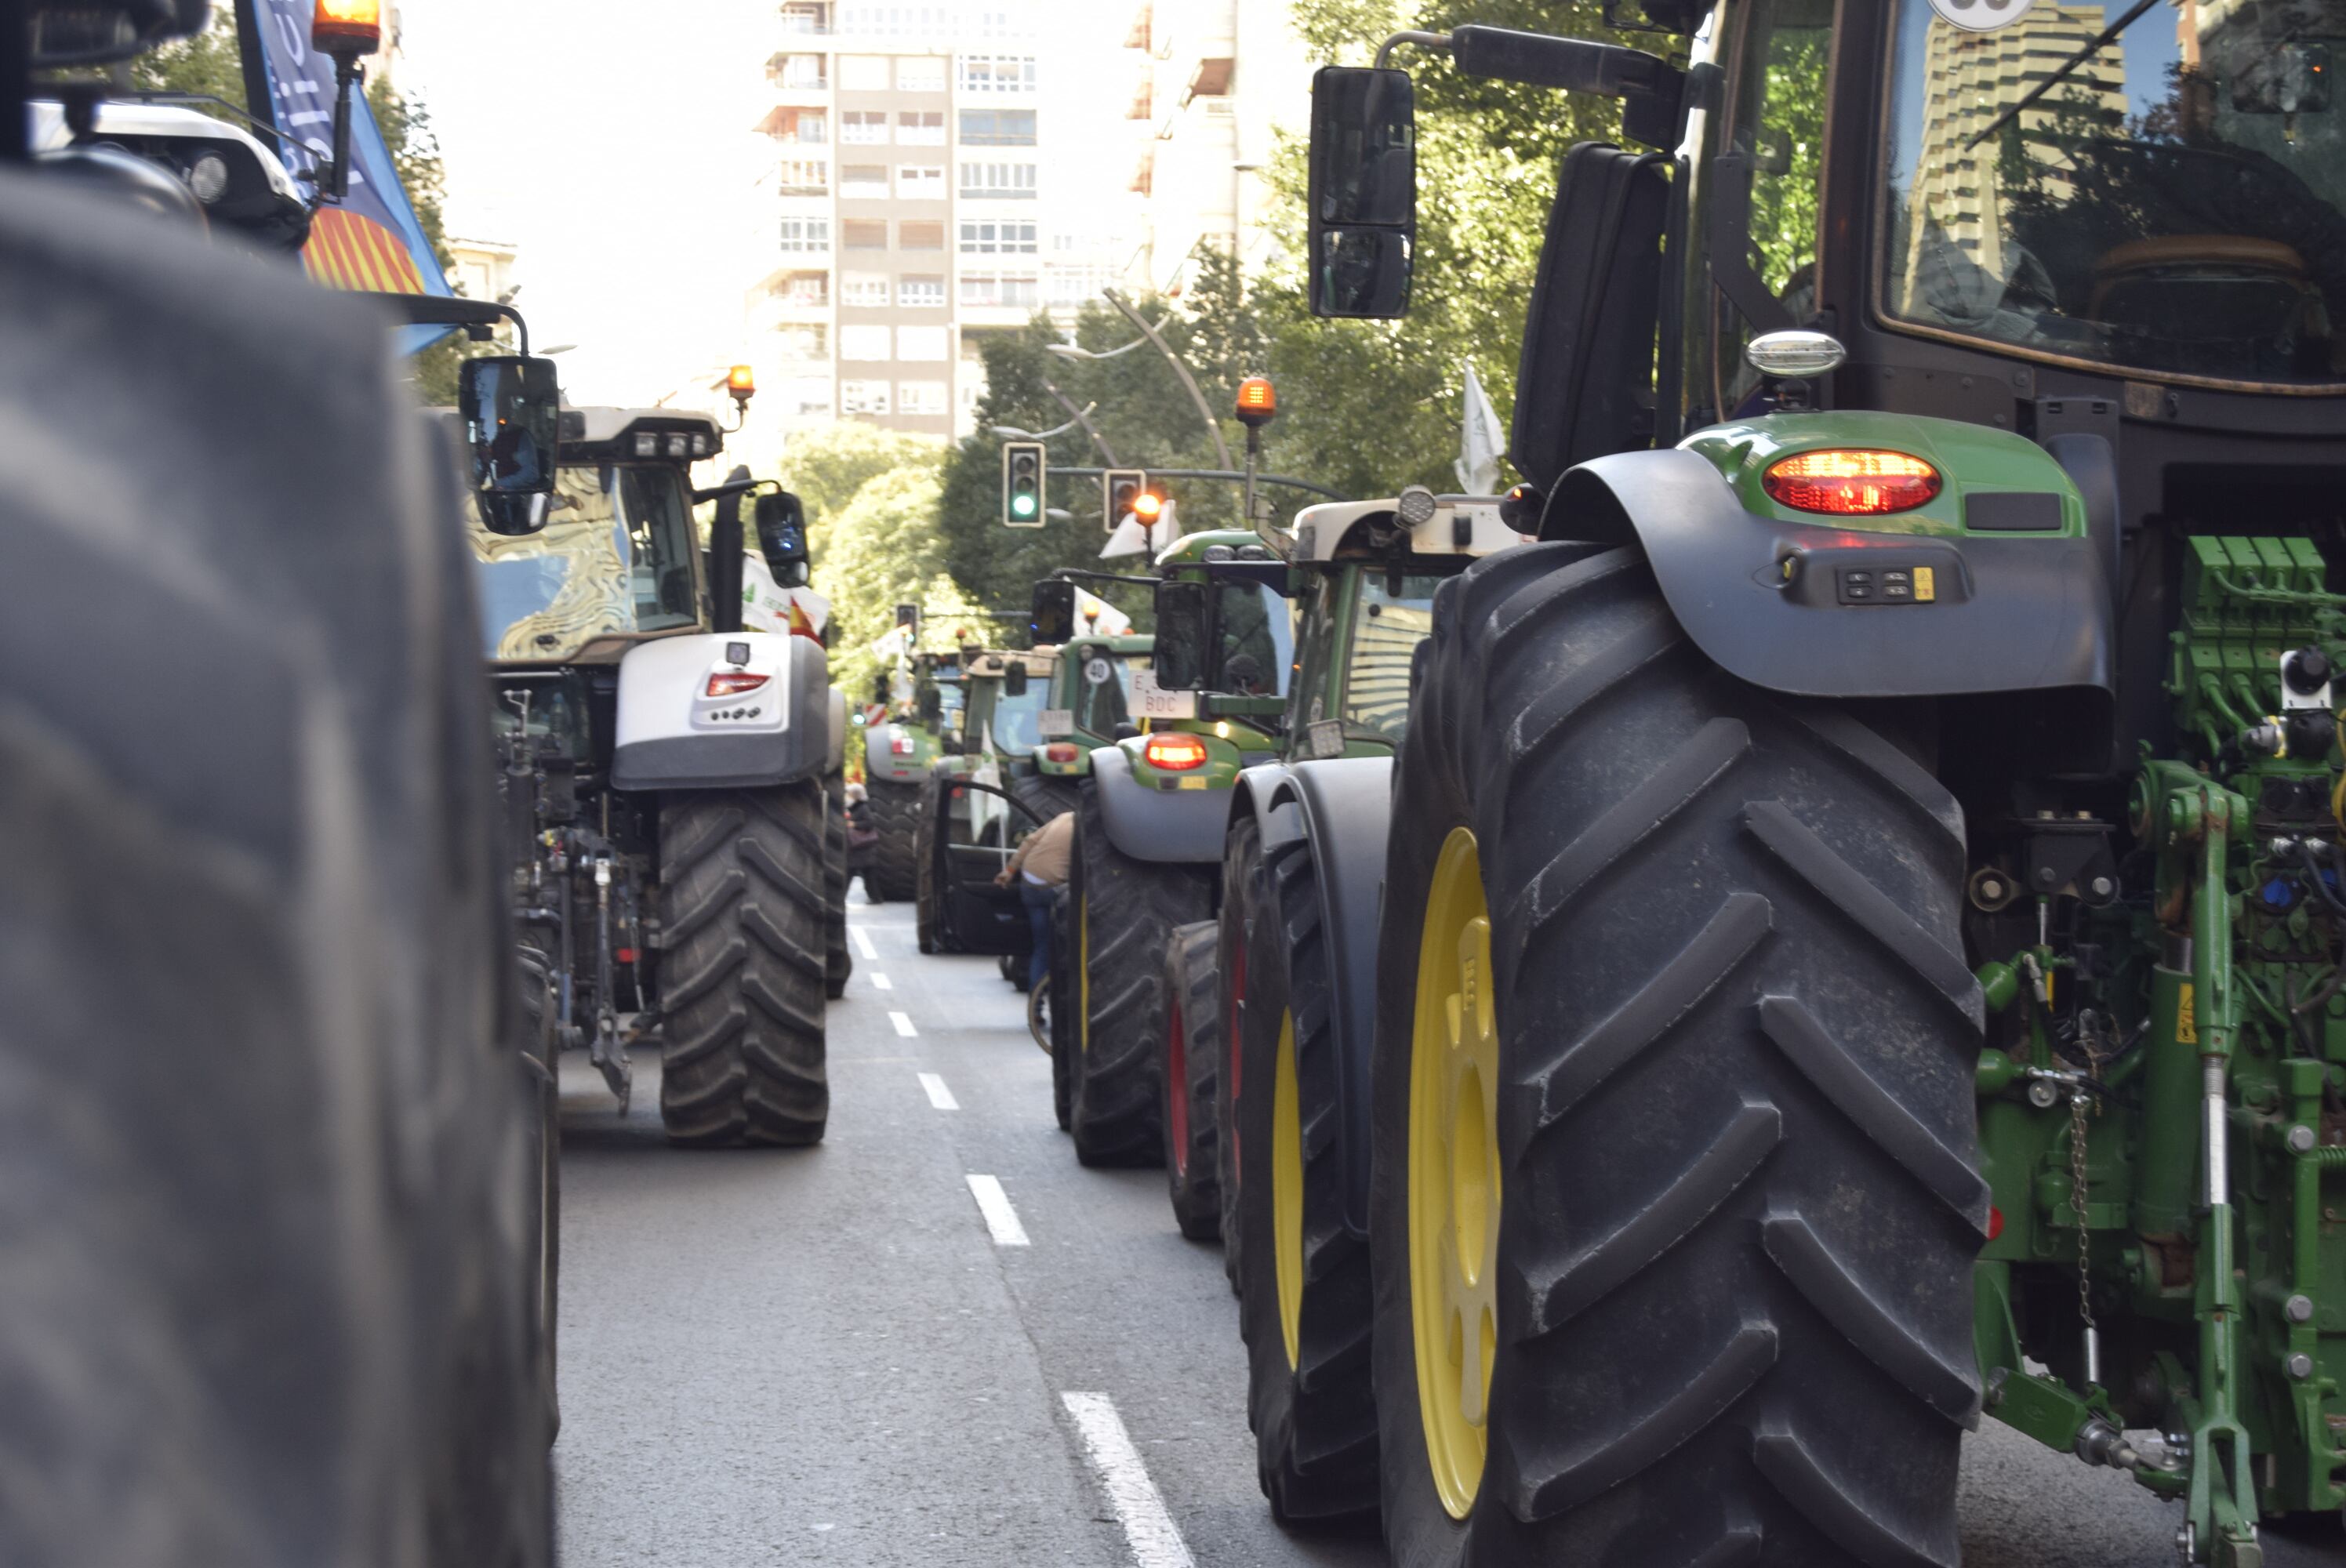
1216 814 1266 1292
656 783 831 1147
1069 786 1212 1167
1237 829 1378 1523
1160 920 1223 1242
1 171 550 1566
1049 890 1076 1131
824 773 852 999
913 769 952 955
1009 768 1080 826
863 776 921 903
518 948 563 1443
1371 544 1985 1568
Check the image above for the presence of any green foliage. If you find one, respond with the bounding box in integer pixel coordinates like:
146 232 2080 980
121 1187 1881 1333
131 9 248 105
797 435 955 701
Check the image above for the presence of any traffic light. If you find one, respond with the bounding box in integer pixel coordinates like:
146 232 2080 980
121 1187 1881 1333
1102 468 1148 533
1000 441 1046 527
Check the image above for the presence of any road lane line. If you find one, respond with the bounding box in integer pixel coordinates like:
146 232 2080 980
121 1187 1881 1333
1059 1393 1195 1568
870 971 892 991
850 926 878 960
918 1073 959 1110
889 1011 917 1037
964 1174 1029 1246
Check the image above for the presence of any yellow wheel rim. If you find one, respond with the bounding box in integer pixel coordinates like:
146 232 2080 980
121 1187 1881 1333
1407 827 1500 1519
1078 893 1090 1054
1272 1008 1304 1370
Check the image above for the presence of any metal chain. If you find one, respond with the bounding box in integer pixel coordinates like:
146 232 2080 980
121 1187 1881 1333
2068 1008 2107 1353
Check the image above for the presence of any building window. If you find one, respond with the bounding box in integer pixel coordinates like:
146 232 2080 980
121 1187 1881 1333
960 270 1040 307
896 379 947 416
959 161 1037 200
958 219 1037 253
783 375 833 416
899 220 945 250
840 163 889 198
895 55 946 92
774 324 829 361
778 218 832 252
841 379 891 416
837 54 888 90
897 325 949 361
841 219 888 249
1046 262 1117 307
841 270 889 307
957 109 1037 147
768 53 827 89
841 325 892 361
896 110 945 145
839 110 888 144
774 270 829 305
776 158 829 195
899 274 946 307
779 2 830 34
896 164 945 199
761 107 826 143
959 54 1036 93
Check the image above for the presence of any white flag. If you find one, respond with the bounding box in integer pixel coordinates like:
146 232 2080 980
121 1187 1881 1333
1456 361 1505 496
1072 583 1133 635
1099 499 1179 562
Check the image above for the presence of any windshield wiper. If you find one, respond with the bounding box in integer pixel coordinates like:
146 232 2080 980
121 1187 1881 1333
1966 0 2162 150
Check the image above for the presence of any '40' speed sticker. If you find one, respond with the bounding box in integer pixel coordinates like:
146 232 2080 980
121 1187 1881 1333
1084 657 1113 686
1929 0 2033 30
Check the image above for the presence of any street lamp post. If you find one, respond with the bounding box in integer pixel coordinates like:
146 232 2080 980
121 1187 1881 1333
1051 289 1233 473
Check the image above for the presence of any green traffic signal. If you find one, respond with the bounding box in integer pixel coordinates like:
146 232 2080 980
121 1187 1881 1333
1012 494 1037 517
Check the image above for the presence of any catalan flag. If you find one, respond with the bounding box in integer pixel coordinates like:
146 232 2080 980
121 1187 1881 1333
301 206 430 294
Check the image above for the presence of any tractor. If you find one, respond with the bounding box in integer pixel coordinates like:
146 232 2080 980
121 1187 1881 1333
913 645 1058 959
1037 534 1293 1173
470 402 844 1147
1280 9 2346 1565
859 647 962 903
1155 492 1524 1377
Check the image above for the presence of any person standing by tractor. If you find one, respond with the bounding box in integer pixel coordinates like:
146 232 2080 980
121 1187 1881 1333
996 808 1074 992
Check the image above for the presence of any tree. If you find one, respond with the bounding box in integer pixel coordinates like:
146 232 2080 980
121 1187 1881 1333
804 451 958 702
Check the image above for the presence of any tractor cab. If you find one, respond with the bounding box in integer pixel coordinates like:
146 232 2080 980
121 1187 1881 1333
1030 629 1157 780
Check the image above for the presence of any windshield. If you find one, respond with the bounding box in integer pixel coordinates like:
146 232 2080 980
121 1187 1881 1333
987 677 1048 753
471 463 702 659
1213 582 1297 697
1342 573 1444 740
1883 0 2346 385
1070 647 1148 736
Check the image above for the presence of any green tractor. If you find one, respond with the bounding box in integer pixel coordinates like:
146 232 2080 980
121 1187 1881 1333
1044 543 1292 1167
913 645 1059 956
859 648 962 902
1159 493 1524 1354
1262 10 2346 1565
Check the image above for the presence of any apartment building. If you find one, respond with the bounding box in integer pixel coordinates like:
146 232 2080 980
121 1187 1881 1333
1120 0 1312 297
742 0 1137 442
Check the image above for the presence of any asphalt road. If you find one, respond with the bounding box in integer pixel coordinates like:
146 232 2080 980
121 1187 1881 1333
553 898 2344 1568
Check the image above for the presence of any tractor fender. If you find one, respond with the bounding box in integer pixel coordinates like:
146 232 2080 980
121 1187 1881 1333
1234 757 1393 1239
1546 448 2115 704
610 630 833 791
1088 745 1229 864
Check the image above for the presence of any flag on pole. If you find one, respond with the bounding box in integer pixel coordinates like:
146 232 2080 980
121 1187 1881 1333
1456 361 1505 496
1072 585 1133 636
1100 499 1179 561
238 0 453 338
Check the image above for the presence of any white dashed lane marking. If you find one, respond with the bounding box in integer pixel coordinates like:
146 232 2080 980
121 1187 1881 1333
850 926 878 960
1060 1393 1195 1568
964 1174 1030 1247
870 972 892 991
889 1011 917 1037
918 1073 959 1110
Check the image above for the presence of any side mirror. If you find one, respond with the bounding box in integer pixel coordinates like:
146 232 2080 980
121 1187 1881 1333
477 493 549 536
1004 663 1030 699
1152 580 1211 691
1307 67 1415 319
754 489 810 586
1030 579 1077 647
871 673 890 706
918 687 944 723
459 355 561 501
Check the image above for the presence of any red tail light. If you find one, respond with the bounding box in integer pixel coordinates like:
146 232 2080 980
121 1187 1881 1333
706 671 769 697
1761 450 1941 516
1142 732 1209 771
890 735 916 756
1986 1206 2005 1242
1044 742 1080 764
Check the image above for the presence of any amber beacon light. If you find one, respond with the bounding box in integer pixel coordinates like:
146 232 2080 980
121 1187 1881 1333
311 0 383 54
1234 376 1276 427
1761 449 1941 517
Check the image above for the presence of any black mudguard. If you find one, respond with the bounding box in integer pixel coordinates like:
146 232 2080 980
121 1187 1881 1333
1233 757 1393 1238
1547 448 2115 707
1089 745 1229 865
